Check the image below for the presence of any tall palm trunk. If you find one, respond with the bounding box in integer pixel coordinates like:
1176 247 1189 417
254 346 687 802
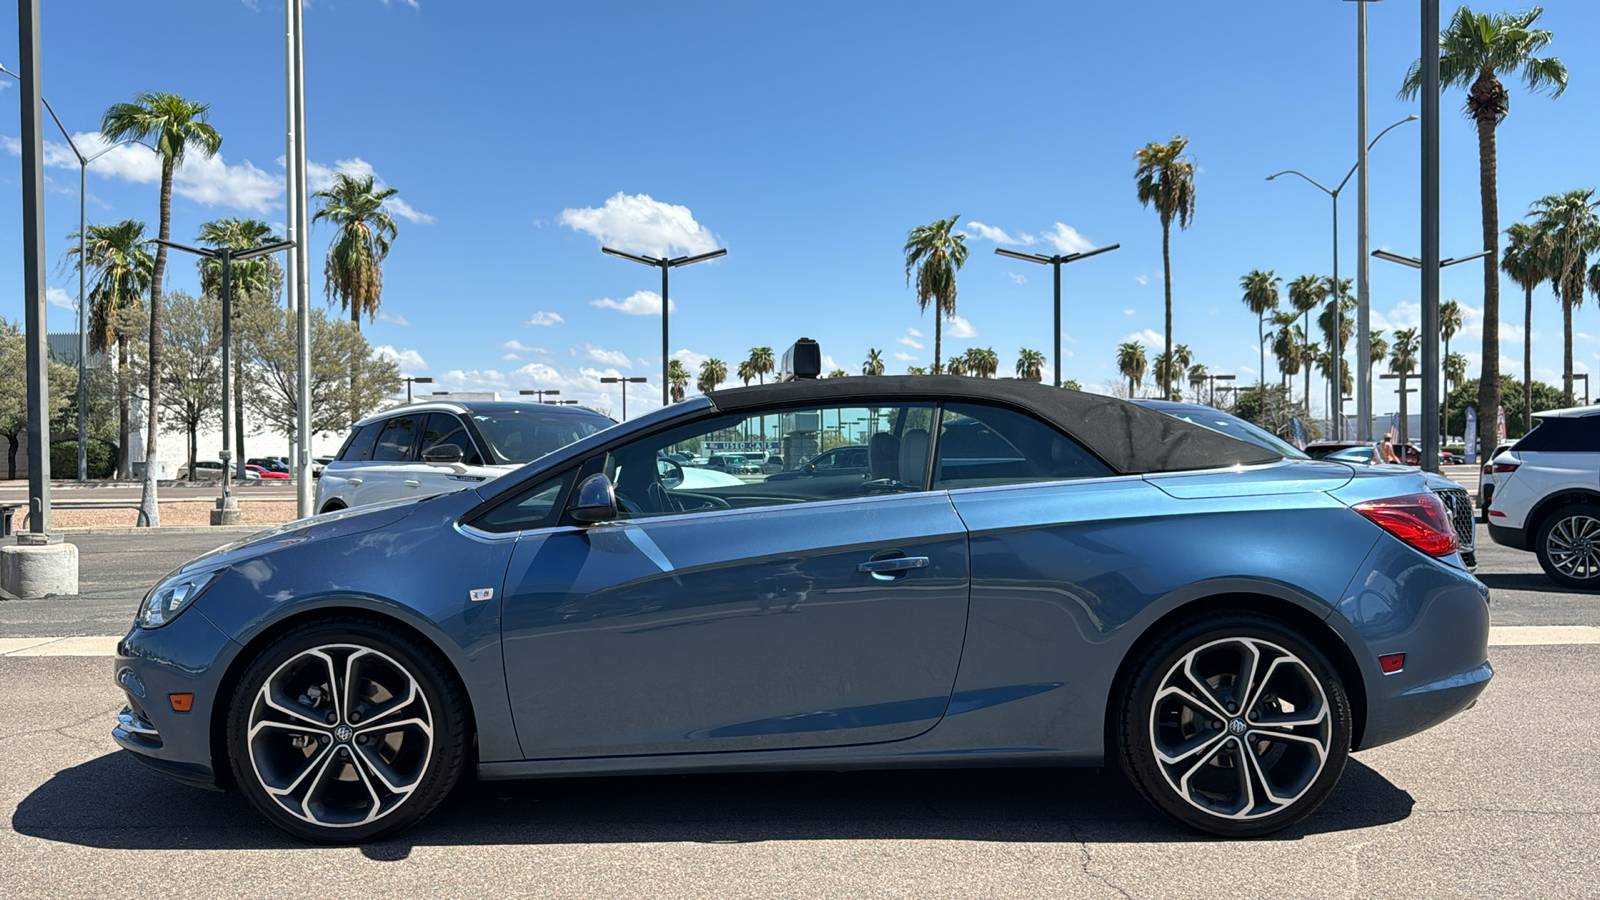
1162 220 1173 400
117 340 130 479
1257 311 1265 393
351 305 362 424
1524 284 1534 432
1562 290 1574 406
1473 68 1502 461
140 162 174 526
1302 311 1312 416
933 315 943 375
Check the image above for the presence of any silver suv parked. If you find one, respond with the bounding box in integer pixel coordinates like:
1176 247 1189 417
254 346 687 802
315 400 613 513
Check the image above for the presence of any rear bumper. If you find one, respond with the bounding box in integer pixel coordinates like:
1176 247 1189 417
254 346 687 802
1487 520 1528 551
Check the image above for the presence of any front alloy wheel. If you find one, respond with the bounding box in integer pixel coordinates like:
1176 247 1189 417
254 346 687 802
228 619 468 843
1119 614 1351 836
1535 504 1600 590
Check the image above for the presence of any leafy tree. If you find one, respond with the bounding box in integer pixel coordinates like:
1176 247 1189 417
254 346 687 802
1239 270 1280 392
1015 348 1045 382
696 358 726 395
1447 375 1564 439
863 348 886 376
1135 135 1197 399
1116 341 1146 396
903 215 969 374
244 305 398 437
1233 384 1304 441
1528 189 1599 406
0 318 77 480
61 218 153 477
1404 5 1568 469
198 216 284 477
1061 378 1083 392
155 291 222 481
668 359 689 403
102 91 223 525
827 369 850 378
1503 220 1554 432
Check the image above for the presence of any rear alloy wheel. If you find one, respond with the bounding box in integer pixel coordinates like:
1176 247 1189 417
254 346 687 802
1535 504 1600 590
1118 614 1351 837
227 619 468 843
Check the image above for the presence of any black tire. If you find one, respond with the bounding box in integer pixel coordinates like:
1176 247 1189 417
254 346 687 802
226 617 469 843
1116 613 1351 837
1534 504 1600 590
320 502 346 514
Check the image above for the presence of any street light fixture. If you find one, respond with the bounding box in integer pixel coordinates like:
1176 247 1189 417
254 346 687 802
599 375 649 421
994 243 1120 388
601 246 727 406
544 399 580 406
517 389 560 403
402 376 434 403
1 61 148 482
152 238 295 524
1370 249 1492 269
1202 373 1236 407
1267 113 1417 442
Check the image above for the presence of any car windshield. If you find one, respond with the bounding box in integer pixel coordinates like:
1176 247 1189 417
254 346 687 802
1162 409 1308 460
471 409 613 464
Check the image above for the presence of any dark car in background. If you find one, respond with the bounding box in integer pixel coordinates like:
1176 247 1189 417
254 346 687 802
765 444 868 481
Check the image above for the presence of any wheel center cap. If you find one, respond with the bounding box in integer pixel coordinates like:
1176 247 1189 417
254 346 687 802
334 724 354 743
1228 718 1247 736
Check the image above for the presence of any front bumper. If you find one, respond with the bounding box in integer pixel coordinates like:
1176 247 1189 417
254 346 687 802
111 608 241 790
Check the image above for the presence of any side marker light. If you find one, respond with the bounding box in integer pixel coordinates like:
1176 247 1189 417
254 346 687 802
1378 653 1405 675
169 693 194 712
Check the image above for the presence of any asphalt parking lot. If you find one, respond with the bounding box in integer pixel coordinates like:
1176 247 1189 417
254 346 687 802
1 510 1597 897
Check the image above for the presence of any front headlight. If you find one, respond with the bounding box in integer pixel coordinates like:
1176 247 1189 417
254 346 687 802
139 570 222 629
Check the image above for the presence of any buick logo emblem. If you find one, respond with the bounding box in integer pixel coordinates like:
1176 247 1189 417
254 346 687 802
1228 719 1247 736
334 725 354 743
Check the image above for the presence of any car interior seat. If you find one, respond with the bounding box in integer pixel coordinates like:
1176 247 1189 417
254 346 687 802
869 432 900 481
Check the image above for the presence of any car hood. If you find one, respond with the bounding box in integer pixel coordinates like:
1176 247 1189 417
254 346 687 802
170 497 424 577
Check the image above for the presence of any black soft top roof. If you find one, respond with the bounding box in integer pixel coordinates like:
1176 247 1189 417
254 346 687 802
707 376 1280 475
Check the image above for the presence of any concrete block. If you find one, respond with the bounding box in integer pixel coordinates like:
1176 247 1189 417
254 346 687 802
210 505 242 526
1 541 80 599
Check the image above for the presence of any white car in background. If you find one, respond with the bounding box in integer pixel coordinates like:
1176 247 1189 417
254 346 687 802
315 400 614 513
1484 406 1600 587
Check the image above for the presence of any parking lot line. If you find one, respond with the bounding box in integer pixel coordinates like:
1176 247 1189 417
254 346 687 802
1487 625 1600 645
2 636 122 657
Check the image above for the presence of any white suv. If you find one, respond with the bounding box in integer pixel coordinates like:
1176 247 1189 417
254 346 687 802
1484 405 1600 587
314 400 613 513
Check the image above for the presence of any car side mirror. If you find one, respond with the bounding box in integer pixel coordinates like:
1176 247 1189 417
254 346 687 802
424 445 464 465
569 473 618 525
656 458 685 489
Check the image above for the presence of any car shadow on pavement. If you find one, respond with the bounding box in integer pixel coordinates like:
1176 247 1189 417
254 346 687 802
1475 572 1598 594
13 751 1412 857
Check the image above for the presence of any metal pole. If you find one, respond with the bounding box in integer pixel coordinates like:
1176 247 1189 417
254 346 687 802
18 0 50 535
292 0 314 515
1420 0 1442 474
219 251 234 513
621 381 627 421
1356 0 1373 441
76 162 87 480
283 0 299 483
1331 195 1341 440
661 262 670 407
1053 258 1062 388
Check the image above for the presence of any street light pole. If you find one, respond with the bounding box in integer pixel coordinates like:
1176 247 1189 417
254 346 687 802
403 376 434 402
599 376 648 421
1420 0 1443 477
601 246 727 407
1351 0 1381 441
994 243 1121 387
517 389 560 403
1204 373 1236 407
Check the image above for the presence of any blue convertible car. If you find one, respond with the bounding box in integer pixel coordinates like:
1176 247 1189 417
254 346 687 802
113 375 1490 842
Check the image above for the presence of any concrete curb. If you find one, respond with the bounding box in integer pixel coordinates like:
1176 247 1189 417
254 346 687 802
53 524 279 536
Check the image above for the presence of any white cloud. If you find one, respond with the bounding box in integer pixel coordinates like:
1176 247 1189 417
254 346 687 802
384 195 434 224
47 287 75 312
946 315 977 339
895 329 924 350
1040 223 1095 255
525 311 564 327
1007 272 1027 285
1061 332 1078 344
893 351 917 362
1208 305 1219 315
374 345 427 371
1123 308 1136 316
381 0 420 7
376 311 409 326
962 221 1036 246
1134 275 1149 286
579 344 631 368
672 348 711 375
592 290 675 316
502 340 546 353
1122 329 1164 346
300 156 433 223
559 192 719 257
4 131 285 213
502 353 521 361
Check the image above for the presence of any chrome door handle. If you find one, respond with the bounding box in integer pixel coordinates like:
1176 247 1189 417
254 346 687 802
347 477 362 486
403 479 420 488
857 556 930 580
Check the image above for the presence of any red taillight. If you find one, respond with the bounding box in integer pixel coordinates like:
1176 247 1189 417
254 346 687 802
1353 493 1460 557
1482 463 1493 476
1492 462 1520 474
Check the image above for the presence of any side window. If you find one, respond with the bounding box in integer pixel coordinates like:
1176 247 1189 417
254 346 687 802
603 402 938 519
372 416 420 462
421 413 484 465
339 422 385 462
934 403 1112 489
472 472 573 533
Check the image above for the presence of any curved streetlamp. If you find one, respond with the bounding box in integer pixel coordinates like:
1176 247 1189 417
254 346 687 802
601 247 726 406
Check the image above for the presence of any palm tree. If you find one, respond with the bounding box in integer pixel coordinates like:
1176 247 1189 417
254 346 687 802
736 359 756 387
1271 311 1304 391
1404 5 1567 465
827 369 850 378
862 348 885 376
1390 327 1421 448
1318 287 1356 422
1446 351 1469 395
1528 189 1599 406
1135 135 1197 399
1188 362 1209 404
1239 270 1280 392
1370 330 1389 374
1287 274 1327 408
197 216 283 477
947 355 968 376
667 359 689 403
906 365 928 375
903 215 969 373
1504 221 1554 431
749 346 776 384
1116 341 1146 397
312 172 402 423
696 358 727 395
61 219 153 478
1440 298 1463 439
1016 348 1045 382
101 92 222 525
973 347 999 378
1172 344 1192 393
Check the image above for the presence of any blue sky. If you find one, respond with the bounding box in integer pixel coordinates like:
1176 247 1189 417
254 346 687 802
3 0 1599 420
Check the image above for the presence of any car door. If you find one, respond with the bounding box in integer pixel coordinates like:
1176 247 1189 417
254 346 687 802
409 413 494 498
496 401 973 759
352 414 423 506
